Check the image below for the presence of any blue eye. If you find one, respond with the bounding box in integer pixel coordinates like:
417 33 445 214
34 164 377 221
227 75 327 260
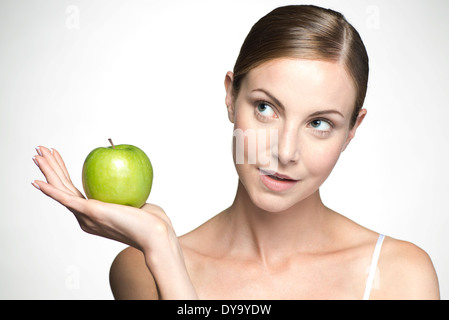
310 119 331 131
256 102 276 118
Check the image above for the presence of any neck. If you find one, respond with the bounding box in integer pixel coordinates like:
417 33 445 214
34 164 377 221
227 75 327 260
224 181 334 264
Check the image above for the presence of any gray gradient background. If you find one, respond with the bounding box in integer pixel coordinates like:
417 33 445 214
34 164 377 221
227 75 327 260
1 0 448 299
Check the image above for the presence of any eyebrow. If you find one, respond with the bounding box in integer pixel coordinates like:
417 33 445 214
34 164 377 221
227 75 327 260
308 110 345 118
252 88 285 110
251 88 345 118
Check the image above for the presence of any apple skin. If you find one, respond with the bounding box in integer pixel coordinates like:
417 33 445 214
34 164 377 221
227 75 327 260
82 144 153 208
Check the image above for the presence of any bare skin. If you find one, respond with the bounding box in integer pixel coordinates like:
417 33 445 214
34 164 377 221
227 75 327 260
34 59 439 300
110 187 439 299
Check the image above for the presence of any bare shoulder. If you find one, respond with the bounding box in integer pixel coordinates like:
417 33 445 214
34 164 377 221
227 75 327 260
109 246 159 300
373 236 440 300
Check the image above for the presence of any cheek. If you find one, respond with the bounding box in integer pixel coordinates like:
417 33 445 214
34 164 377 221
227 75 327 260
232 108 259 164
303 141 343 179
232 117 249 166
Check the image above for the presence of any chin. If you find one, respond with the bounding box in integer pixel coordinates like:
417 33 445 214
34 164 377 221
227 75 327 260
249 190 298 213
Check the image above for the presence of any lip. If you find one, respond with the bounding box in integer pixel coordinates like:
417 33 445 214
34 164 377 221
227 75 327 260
259 169 299 192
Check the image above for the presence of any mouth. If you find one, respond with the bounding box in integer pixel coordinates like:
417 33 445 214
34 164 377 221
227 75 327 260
269 175 291 181
259 168 299 192
259 169 298 181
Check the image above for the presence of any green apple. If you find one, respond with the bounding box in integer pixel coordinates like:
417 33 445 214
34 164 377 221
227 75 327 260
82 139 153 208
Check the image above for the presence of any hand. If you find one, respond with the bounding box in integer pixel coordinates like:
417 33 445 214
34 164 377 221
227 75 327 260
31 146 172 253
32 146 198 299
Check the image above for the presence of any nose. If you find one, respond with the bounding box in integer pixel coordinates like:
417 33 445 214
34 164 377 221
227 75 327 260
273 125 300 165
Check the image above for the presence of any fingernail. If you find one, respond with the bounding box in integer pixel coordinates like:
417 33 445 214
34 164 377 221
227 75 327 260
31 181 40 190
36 147 43 156
49 148 54 155
32 156 39 167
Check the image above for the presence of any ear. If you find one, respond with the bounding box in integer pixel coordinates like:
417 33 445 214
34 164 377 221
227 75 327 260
342 108 367 152
224 71 236 123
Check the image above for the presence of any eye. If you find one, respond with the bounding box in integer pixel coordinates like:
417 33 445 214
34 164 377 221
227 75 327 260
310 119 332 131
255 102 277 120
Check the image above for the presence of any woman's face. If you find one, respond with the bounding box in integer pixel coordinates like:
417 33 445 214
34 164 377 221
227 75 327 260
225 58 366 212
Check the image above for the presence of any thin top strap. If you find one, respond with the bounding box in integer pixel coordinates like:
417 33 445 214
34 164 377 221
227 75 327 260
362 234 385 300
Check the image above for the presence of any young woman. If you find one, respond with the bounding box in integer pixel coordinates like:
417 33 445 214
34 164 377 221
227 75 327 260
32 5 439 299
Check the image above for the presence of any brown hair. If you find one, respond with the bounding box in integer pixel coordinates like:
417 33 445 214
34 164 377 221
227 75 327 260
232 5 369 128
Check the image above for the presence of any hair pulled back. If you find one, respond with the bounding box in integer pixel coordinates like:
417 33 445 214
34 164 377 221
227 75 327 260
232 5 369 128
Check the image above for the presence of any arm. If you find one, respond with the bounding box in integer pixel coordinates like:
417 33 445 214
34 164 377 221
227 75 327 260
32 146 198 300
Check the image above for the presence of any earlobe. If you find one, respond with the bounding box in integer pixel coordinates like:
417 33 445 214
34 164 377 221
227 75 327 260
224 71 235 123
342 108 367 152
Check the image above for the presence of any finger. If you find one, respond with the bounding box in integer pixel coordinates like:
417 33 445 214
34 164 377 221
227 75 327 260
51 148 85 198
35 146 84 198
33 155 68 191
51 148 71 182
32 179 87 214
36 146 69 185
32 179 93 230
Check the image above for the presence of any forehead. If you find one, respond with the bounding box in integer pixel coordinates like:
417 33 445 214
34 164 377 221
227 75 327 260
242 58 357 115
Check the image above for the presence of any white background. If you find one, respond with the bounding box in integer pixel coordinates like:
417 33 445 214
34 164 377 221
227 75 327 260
1 0 448 299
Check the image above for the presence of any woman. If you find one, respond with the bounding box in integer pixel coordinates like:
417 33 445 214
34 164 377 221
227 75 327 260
32 5 439 299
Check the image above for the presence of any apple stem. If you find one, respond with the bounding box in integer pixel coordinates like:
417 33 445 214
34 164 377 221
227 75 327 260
108 138 116 149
